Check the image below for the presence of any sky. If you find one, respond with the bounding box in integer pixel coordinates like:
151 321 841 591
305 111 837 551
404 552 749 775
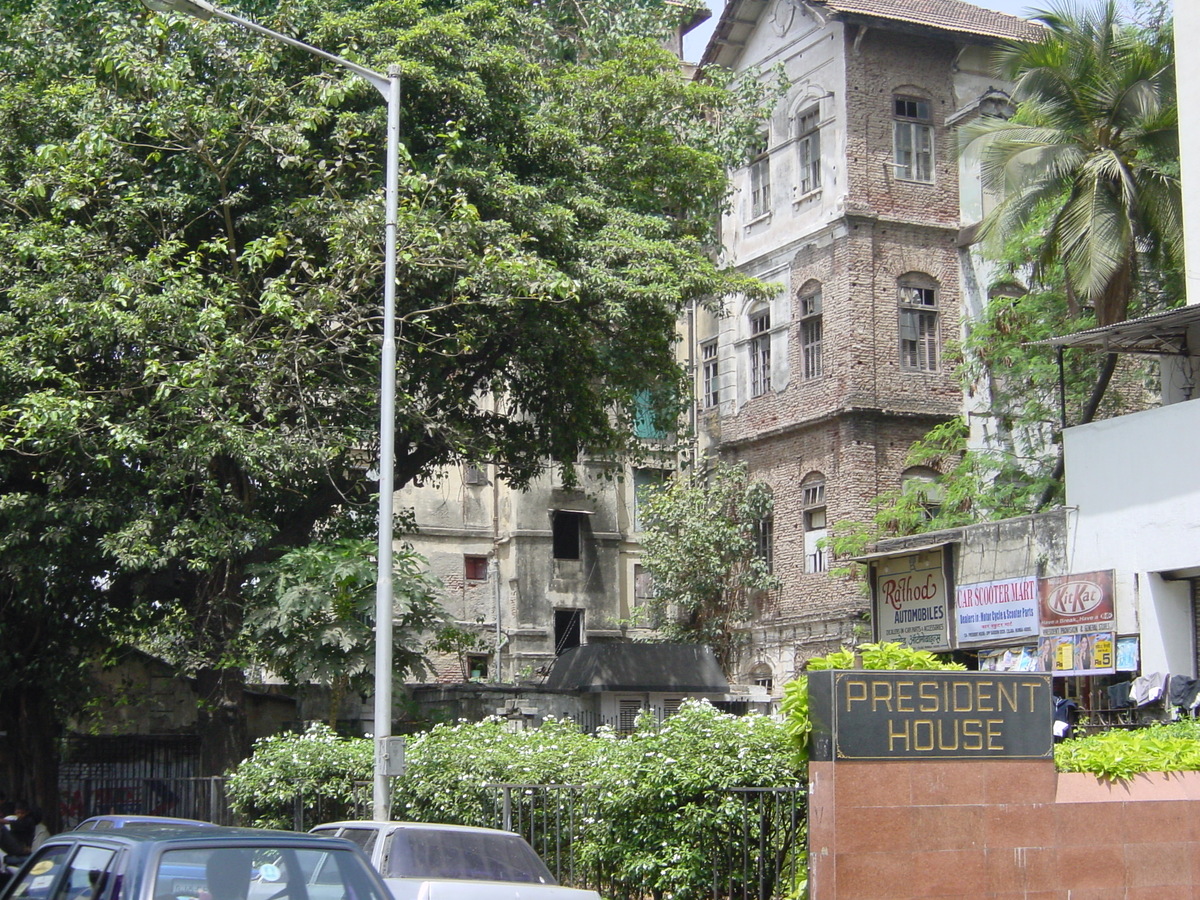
681 0 1153 61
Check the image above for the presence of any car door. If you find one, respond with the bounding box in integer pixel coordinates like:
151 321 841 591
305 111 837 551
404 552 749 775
6 841 122 900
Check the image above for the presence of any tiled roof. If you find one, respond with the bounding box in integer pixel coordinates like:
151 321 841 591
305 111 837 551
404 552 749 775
810 0 1043 42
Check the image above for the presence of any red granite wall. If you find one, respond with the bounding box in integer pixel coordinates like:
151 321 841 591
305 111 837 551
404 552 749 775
808 760 1200 899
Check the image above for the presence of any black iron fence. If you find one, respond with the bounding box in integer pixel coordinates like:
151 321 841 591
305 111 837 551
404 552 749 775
54 774 805 899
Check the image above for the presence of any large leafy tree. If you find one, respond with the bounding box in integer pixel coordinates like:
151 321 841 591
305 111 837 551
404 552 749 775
963 0 1180 329
637 462 780 676
0 0 768 793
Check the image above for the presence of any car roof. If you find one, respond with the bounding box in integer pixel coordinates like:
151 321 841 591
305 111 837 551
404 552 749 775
76 815 216 830
312 821 524 837
47 825 356 848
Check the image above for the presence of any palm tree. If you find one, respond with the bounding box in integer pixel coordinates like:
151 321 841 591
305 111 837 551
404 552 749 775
963 0 1180 328
961 1 1180 505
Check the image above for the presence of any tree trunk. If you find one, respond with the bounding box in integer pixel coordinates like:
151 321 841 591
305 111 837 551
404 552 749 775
1037 352 1119 508
0 684 63 831
195 666 249 777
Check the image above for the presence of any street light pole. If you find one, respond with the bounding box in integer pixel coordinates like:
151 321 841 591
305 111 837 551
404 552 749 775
141 0 401 820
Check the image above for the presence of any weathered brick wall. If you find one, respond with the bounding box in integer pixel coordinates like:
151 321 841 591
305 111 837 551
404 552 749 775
809 760 1200 898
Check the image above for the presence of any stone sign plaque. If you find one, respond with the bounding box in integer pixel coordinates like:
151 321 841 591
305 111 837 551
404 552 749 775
807 670 1053 761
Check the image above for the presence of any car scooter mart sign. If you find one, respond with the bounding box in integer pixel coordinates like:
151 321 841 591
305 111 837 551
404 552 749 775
873 548 950 652
807 670 1054 761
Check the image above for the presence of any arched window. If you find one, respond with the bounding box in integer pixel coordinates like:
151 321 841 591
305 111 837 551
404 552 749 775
902 466 943 520
796 106 821 195
898 273 939 372
797 281 823 379
801 473 827 573
749 306 772 396
749 663 774 692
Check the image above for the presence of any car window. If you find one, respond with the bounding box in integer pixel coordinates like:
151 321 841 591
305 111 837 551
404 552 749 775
155 845 388 900
385 830 556 885
9 844 118 900
334 831 376 855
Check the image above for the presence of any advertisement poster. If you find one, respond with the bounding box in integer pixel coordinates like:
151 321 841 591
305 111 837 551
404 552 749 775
956 575 1040 644
977 646 1039 672
873 549 950 651
1116 636 1140 671
1039 570 1115 635
1036 632 1116 676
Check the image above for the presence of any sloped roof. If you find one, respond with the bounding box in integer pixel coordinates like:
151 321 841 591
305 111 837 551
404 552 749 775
701 0 1041 69
809 0 1043 42
1029 305 1200 357
545 643 730 693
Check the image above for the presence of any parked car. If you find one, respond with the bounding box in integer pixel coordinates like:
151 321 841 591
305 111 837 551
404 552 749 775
0 823 392 900
309 821 602 900
73 816 216 831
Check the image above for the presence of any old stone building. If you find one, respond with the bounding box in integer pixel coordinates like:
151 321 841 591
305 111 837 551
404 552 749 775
692 0 1040 688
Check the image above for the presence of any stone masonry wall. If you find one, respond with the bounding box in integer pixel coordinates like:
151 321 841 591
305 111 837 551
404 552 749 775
809 760 1200 898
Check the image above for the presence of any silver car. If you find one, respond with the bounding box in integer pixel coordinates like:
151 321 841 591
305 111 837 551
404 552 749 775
309 821 602 900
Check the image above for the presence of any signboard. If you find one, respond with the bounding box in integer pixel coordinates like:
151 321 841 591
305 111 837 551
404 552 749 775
1037 632 1116 676
1039 570 1115 635
807 670 1053 761
956 576 1039 645
873 549 950 651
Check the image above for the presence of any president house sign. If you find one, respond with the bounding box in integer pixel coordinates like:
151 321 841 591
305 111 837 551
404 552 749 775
807 670 1053 761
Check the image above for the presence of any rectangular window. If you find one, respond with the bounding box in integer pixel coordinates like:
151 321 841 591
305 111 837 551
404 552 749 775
463 464 486 485
554 608 583 654
797 108 821 195
749 135 772 218
618 699 643 734
701 340 719 408
634 563 655 603
750 311 771 397
464 555 489 581
552 511 584 560
803 482 828 573
799 291 823 379
893 97 934 183
467 654 489 680
899 307 938 373
753 516 774 574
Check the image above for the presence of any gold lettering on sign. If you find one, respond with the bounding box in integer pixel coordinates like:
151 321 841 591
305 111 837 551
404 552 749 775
997 680 1017 712
895 680 915 713
888 718 909 752
872 680 894 712
918 681 938 712
845 680 868 711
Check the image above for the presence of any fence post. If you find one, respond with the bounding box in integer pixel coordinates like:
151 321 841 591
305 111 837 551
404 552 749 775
502 785 512 832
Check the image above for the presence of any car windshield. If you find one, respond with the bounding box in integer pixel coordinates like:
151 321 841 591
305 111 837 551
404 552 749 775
385 830 555 885
154 845 388 900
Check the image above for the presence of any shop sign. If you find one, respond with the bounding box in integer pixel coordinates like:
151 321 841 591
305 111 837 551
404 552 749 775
956 575 1039 645
1039 570 1115 635
873 548 950 652
807 670 1053 761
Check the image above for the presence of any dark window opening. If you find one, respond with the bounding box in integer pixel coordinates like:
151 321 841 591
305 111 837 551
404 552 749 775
552 511 584 560
554 609 583 655
467 654 489 680
464 555 488 581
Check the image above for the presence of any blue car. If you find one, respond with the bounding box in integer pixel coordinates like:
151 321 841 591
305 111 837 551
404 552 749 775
1 824 391 900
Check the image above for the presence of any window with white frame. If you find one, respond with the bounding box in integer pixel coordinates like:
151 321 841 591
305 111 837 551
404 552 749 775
898 275 939 372
701 339 719 408
802 476 828 573
798 288 823 379
796 107 821 195
749 134 772 218
749 310 771 397
893 95 934 183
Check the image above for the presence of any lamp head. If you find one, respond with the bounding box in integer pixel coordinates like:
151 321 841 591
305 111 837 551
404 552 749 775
140 0 215 20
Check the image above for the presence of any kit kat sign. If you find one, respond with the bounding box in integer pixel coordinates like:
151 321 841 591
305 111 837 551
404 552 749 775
1039 570 1114 635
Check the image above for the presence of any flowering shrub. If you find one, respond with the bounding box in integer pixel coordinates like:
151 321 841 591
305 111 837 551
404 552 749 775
225 723 372 828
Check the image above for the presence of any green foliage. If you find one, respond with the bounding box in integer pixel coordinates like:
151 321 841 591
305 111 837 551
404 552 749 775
0 0 774 779
638 462 781 675
393 716 602 825
578 702 798 900
781 642 965 762
1054 720 1200 781
225 723 373 828
425 623 492 681
244 540 446 724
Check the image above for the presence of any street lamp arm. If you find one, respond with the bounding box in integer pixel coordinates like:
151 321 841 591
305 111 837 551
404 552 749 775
141 0 392 99
140 0 402 820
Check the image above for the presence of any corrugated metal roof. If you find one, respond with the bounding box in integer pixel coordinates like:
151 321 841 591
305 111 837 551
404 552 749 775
1027 304 1200 356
